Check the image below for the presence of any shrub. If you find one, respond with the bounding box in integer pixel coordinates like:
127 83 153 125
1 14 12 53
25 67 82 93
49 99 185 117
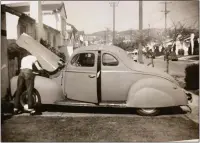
193 47 199 55
58 52 66 61
184 63 199 90
178 49 184 55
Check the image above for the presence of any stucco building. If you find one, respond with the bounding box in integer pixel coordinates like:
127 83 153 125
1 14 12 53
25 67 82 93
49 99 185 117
5 1 68 49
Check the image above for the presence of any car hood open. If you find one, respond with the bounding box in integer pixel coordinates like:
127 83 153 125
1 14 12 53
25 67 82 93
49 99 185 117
16 33 61 72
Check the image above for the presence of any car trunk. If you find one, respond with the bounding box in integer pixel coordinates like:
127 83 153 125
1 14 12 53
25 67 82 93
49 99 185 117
119 51 179 85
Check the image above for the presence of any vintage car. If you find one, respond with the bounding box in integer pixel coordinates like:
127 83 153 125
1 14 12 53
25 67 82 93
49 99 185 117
10 33 192 116
164 52 178 61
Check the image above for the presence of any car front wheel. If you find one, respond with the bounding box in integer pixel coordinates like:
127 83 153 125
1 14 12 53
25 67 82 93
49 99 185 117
20 89 41 111
136 108 160 116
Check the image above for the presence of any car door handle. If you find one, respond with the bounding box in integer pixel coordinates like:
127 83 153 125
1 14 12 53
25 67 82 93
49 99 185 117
88 75 96 78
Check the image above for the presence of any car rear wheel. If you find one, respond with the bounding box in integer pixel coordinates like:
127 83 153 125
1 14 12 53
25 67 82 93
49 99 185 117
20 89 41 111
136 108 160 116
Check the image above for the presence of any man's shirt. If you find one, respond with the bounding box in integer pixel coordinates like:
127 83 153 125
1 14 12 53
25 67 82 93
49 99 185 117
20 55 37 70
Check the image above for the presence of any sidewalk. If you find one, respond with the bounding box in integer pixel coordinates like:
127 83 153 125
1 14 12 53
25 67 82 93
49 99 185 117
174 77 199 124
178 55 199 62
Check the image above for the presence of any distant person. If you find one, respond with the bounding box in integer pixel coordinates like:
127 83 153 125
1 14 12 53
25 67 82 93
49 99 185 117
147 50 154 67
188 43 192 55
80 35 84 46
172 43 176 52
193 37 199 55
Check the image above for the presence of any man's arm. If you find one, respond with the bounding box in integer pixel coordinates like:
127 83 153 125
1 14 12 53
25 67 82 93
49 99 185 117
34 61 43 71
46 65 64 75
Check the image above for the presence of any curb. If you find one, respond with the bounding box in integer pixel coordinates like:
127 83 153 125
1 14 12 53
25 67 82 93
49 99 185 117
178 59 197 62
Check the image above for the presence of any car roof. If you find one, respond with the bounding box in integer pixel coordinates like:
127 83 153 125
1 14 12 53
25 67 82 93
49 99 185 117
73 45 127 56
71 45 136 67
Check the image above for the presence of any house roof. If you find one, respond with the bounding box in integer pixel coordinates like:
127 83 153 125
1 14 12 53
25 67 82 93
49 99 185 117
5 1 67 19
1 4 35 23
43 24 60 34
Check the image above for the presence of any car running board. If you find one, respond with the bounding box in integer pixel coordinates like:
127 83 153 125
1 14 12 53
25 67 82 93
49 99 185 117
55 100 127 108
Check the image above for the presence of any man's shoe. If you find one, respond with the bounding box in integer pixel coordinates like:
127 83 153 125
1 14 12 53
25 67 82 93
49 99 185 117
30 110 42 116
13 108 22 115
23 104 34 112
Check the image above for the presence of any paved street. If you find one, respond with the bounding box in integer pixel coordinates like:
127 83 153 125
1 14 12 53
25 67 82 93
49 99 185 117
143 56 196 76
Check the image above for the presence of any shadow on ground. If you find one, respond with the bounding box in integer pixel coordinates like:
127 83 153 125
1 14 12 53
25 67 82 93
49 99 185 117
41 104 187 116
1 103 188 125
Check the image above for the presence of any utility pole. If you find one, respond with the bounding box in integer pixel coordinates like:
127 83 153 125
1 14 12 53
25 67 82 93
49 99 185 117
138 0 144 64
104 27 109 45
104 30 107 45
130 29 133 42
161 1 171 45
160 1 171 73
148 24 150 37
110 1 119 45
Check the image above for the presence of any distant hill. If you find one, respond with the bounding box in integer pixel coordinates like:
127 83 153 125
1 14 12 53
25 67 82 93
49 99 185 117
85 28 198 41
87 30 113 37
86 28 164 37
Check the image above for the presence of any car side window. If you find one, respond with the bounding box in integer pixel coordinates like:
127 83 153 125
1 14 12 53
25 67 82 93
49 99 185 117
71 53 95 67
102 53 119 66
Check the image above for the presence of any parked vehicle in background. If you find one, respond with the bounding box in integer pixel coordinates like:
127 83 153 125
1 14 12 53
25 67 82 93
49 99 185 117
127 50 138 62
10 33 192 116
146 50 155 59
164 52 178 61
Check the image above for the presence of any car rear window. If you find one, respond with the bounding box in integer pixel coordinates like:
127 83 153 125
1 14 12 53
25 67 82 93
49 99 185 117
102 53 119 66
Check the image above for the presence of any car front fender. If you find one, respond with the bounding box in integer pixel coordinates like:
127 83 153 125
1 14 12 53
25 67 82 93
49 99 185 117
126 78 188 108
10 76 65 104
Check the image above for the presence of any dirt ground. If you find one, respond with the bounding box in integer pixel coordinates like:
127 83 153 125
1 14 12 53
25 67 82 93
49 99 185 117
1 115 199 142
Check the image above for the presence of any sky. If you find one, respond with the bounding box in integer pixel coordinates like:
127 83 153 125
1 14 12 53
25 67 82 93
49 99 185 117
64 1 199 34
2 1 199 34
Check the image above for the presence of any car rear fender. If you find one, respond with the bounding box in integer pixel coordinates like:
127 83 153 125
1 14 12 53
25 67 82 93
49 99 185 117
126 78 188 108
10 76 65 104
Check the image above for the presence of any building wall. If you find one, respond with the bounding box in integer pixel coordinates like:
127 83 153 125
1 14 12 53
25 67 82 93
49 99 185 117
175 40 189 56
17 17 36 39
43 11 58 31
43 25 61 50
5 9 62 81
42 6 67 47
1 11 10 98
6 12 19 40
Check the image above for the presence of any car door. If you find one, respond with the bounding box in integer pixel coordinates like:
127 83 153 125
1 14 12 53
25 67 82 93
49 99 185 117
64 51 98 103
101 52 134 102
